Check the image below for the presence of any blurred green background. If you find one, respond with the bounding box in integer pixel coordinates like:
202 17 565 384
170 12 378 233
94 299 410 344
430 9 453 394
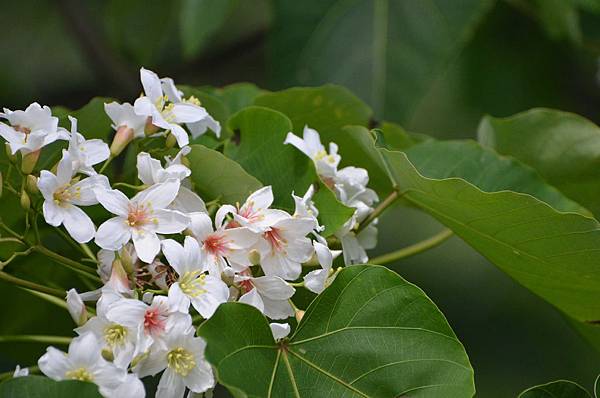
1 0 600 396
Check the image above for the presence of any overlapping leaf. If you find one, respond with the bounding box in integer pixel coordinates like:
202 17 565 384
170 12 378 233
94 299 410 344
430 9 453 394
518 380 591 398
198 265 475 398
0 376 101 398
378 140 600 322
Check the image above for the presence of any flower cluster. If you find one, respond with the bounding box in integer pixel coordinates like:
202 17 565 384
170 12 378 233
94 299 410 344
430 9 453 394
0 68 378 398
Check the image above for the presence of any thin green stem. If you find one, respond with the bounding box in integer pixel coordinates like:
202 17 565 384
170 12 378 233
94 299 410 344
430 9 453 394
0 271 64 296
55 227 88 257
34 246 101 282
19 288 68 310
0 247 34 270
0 220 23 240
98 156 113 174
79 243 97 263
0 237 25 245
113 182 146 191
356 190 400 234
369 229 454 265
0 335 71 345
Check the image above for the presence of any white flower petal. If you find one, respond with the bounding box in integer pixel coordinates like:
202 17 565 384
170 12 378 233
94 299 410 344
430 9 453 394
132 229 161 263
152 209 190 234
95 217 131 250
269 323 291 341
62 205 95 243
95 188 130 217
132 179 180 209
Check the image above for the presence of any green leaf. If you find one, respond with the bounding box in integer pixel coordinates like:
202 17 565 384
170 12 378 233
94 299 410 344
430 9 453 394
254 86 393 196
180 0 237 59
518 380 591 398
217 83 265 114
378 121 433 151
198 265 475 398
528 0 582 44
478 108 600 217
178 85 230 138
226 106 353 234
0 376 101 398
186 144 262 204
269 0 493 122
378 142 600 322
58 97 116 141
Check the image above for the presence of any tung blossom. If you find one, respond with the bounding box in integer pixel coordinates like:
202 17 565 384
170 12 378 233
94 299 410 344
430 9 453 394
134 68 214 148
38 151 109 243
284 126 340 179
235 274 295 319
38 333 144 398
94 179 190 263
66 116 110 175
162 236 229 318
0 102 68 155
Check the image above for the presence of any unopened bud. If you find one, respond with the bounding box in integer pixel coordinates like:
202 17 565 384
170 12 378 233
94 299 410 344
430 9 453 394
66 289 88 326
26 175 38 194
110 125 134 157
21 150 40 174
109 259 130 293
20 190 30 211
5 143 16 163
165 133 177 149
101 348 114 362
144 117 159 136
119 248 134 274
248 249 261 266
295 309 305 323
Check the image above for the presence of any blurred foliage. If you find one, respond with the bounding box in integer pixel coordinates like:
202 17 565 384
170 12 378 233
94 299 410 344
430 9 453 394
2 0 600 397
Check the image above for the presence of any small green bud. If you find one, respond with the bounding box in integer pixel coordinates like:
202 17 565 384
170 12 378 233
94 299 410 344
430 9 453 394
101 348 114 362
20 190 30 211
165 133 177 149
119 248 134 274
26 174 38 194
21 150 40 174
248 249 261 266
5 143 16 163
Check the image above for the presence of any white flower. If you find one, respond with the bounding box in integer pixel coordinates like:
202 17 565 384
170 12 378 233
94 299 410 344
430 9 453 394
0 102 68 155
106 295 186 352
137 148 206 213
334 166 378 221
94 179 190 263
292 184 324 233
161 77 221 139
135 321 214 398
220 186 289 233
12 365 28 378
162 236 229 318
235 274 295 319
255 215 315 280
133 68 213 147
66 288 88 326
269 323 291 341
188 212 258 275
104 102 147 156
66 116 110 175
75 291 139 369
38 151 109 243
284 126 340 179
304 242 341 294
38 333 144 398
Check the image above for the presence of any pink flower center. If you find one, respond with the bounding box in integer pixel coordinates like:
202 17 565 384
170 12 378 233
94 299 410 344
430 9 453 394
127 203 155 228
14 125 31 135
204 233 228 256
144 307 166 336
239 278 254 293
238 202 264 223
264 227 286 252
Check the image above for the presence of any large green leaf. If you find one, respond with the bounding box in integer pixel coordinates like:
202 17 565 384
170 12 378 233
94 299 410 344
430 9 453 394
179 0 237 59
198 265 475 398
378 143 600 322
186 144 262 204
254 86 392 196
268 0 493 122
518 380 591 398
478 108 600 217
0 376 101 398
226 106 353 234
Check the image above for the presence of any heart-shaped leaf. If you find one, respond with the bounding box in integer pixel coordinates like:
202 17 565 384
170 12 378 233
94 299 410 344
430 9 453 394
198 265 475 398
518 380 591 398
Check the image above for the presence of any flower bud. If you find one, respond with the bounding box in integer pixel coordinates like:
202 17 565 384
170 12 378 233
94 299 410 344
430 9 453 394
21 150 40 174
119 247 134 274
248 249 261 266
109 259 130 292
110 125 134 157
5 143 16 163
20 190 30 211
26 174 38 194
101 348 114 362
295 309 305 323
165 133 177 149
66 289 88 326
144 117 159 136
